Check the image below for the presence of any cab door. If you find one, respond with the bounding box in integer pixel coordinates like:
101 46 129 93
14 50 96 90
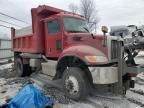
44 18 63 58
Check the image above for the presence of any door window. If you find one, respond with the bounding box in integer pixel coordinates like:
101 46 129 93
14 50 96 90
47 20 60 34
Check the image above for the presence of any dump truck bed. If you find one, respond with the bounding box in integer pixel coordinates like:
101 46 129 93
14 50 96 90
11 26 43 53
11 5 64 53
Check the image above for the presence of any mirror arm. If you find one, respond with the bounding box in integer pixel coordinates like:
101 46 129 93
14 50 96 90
103 32 107 47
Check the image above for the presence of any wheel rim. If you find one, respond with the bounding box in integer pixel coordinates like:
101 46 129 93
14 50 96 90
65 76 79 95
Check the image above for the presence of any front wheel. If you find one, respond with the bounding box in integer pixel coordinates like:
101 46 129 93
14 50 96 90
62 67 89 100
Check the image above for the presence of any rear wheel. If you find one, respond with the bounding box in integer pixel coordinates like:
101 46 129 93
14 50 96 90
15 57 31 77
62 67 89 100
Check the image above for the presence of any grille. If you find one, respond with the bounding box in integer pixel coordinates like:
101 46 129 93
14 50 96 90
111 40 119 59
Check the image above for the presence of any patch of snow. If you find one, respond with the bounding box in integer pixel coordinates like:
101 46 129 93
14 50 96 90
126 90 144 105
137 51 144 57
87 96 134 108
135 56 144 65
0 83 21 105
0 63 13 70
132 83 144 92
137 72 144 80
60 103 95 108
0 78 32 105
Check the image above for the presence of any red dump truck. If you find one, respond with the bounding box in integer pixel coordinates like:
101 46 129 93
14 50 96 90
11 5 144 100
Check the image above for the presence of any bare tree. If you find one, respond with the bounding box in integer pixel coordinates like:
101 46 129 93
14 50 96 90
80 0 99 32
69 3 78 13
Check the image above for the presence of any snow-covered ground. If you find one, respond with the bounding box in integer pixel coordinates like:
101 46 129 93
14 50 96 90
0 78 32 105
1 55 144 108
0 63 13 70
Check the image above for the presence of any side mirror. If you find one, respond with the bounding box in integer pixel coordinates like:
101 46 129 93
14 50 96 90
101 26 108 34
101 26 108 47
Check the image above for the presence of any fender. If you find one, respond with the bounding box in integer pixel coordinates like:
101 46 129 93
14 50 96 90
58 44 108 65
55 44 108 80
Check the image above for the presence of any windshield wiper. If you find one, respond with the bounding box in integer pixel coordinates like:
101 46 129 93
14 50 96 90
67 30 87 33
83 27 95 39
67 30 80 33
83 27 89 32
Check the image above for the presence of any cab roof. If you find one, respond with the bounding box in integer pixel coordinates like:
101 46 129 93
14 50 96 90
33 5 85 21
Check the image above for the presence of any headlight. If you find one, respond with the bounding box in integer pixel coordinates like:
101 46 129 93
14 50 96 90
85 56 108 63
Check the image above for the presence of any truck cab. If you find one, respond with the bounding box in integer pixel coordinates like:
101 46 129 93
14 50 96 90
43 13 109 64
11 5 144 100
43 13 89 58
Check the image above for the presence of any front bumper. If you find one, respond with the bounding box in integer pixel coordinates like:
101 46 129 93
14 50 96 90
88 64 144 85
88 67 118 84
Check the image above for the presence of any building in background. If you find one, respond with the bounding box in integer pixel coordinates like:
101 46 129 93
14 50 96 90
0 38 13 60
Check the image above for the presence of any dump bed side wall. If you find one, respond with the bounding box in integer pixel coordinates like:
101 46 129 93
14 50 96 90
12 8 45 53
12 33 38 53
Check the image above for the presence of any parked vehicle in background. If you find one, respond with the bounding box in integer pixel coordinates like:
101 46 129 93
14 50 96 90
0 38 13 62
110 25 137 43
11 5 144 100
132 26 144 44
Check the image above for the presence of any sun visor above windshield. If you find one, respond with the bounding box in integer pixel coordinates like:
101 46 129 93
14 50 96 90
35 5 64 16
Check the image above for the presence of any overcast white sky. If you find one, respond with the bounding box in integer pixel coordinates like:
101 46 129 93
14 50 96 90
0 0 144 38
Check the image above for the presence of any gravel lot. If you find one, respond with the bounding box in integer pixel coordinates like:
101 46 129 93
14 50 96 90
1 56 144 108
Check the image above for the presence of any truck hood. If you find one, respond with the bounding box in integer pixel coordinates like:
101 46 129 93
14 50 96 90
62 33 109 65
66 32 108 54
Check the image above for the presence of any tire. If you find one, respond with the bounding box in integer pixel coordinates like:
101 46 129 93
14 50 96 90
62 67 89 100
15 57 31 77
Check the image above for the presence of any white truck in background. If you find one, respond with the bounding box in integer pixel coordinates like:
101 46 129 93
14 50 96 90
132 26 144 43
110 25 144 45
110 25 137 44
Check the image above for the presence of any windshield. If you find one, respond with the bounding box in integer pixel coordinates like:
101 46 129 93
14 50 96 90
63 17 88 33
